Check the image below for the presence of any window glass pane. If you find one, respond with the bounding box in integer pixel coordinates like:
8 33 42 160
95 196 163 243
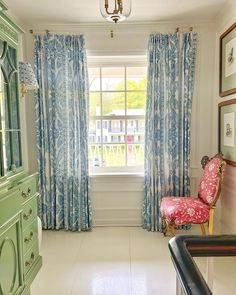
0 132 3 176
88 68 100 91
4 54 14 79
0 40 4 58
8 46 17 67
127 119 145 143
127 92 146 116
102 92 125 116
102 67 125 91
103 144 125 167
12 131 21 168
127 144 144 166
0 73 9 130
0 73 5 130
10 72 20 129
3 82 9 130
89 92 100 116
126 67 147 90
4 131 11 171
89 120 101 143
89 145 102 167
102 119 125 143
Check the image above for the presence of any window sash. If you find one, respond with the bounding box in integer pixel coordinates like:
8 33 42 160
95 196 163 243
88 64 146 171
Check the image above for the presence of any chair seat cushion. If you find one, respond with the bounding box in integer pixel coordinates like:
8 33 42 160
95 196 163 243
160 197 210 225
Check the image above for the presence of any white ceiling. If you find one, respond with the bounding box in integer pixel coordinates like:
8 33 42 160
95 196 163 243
4 0 228 26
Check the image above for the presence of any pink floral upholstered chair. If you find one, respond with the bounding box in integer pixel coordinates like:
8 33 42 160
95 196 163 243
160 153 226 236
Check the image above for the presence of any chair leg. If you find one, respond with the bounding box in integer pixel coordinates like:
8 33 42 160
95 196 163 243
208 207 215 235
200 223 206 235
163 220 176 237
162 219 167 236
167 220 176 237
169 225 176 237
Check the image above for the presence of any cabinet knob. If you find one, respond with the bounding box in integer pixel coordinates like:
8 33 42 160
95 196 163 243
23 208 33 220
24 231 34 243
25 252 35 267
21 187 31 199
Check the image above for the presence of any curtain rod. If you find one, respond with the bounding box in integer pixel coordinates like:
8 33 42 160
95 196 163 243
175 27 193 33
30 27 194 35
30 29 50 35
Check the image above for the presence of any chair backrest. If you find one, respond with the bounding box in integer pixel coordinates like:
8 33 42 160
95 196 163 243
198 154 226 206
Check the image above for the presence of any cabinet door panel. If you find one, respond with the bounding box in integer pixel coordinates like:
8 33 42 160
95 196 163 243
0 217 24 294
0 40 21 176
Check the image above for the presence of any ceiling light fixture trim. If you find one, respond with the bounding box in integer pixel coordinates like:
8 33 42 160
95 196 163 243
100 0 132 23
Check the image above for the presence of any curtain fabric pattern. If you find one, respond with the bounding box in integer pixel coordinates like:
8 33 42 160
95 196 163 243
143 32 197 232
34 34 92 231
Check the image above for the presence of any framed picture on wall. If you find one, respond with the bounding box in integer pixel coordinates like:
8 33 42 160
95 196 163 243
220 22 236 97
219 99 236 166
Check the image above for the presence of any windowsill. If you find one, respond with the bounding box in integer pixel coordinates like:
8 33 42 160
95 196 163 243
89 172 144 178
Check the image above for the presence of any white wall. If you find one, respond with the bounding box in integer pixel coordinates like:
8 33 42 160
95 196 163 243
212 0 236 233
18 21 217 226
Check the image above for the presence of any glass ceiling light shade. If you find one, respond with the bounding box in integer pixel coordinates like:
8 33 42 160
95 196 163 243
19 61 39 97
100 0 132 23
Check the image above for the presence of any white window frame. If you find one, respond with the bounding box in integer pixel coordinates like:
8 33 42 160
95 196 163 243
88 55 147 174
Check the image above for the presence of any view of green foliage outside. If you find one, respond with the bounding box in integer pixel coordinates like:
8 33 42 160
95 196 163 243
89 79 147 116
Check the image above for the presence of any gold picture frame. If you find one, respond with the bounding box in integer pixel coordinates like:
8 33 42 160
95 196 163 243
220 22 236 97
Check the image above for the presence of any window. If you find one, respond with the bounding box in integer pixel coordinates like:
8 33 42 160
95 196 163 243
88 65 147 172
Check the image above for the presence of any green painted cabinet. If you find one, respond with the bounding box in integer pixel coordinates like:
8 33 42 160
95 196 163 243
0 174 42 295
0 211 24 295
0 1 42 294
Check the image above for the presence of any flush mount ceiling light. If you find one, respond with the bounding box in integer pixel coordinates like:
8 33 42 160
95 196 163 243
100 0 132 23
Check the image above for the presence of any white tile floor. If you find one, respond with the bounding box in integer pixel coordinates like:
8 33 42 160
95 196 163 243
31 227 236 295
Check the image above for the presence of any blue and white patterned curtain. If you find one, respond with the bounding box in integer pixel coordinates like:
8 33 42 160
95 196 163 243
34 34 92 231
143 32 197 232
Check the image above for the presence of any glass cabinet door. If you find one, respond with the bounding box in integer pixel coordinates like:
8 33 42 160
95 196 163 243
0 40 22 177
